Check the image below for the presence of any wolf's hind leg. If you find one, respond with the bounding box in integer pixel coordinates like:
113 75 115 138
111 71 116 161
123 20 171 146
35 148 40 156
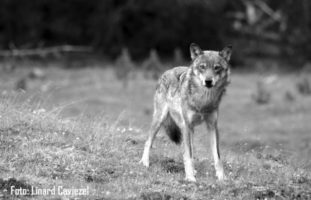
140 102 168 167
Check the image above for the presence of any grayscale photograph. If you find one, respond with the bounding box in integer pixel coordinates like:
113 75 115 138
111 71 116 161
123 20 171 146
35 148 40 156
0 0 310 199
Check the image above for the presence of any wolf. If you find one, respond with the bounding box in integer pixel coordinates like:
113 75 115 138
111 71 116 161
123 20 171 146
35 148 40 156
139 43 232 182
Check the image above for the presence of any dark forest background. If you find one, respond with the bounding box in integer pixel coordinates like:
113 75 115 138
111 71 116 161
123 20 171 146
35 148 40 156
0 0 310 65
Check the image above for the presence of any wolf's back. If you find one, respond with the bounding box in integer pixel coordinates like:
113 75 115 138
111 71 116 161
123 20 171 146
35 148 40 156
165 66 188 84
156 66 188 93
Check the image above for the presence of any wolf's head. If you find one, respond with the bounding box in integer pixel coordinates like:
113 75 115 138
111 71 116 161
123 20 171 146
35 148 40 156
189 43 232 88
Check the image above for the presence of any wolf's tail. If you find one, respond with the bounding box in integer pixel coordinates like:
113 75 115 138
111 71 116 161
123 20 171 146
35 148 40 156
162 113 182 144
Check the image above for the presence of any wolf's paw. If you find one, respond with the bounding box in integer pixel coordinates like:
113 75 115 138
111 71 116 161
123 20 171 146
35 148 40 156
216 170 226 181
139 158 149 168
185 175 196 182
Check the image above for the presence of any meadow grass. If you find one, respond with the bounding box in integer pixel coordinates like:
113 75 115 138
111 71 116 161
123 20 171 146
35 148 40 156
0 66 311 199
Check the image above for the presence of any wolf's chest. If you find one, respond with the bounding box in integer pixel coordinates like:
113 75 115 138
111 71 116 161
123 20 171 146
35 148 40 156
187 89 221 113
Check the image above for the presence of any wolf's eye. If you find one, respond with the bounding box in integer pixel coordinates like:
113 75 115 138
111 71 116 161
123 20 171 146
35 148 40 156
214 65 222 72
199 64 206 70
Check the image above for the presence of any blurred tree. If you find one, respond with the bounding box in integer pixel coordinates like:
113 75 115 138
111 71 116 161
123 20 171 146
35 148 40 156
173 48 185 66
0 0 310 64
114 47 134 88
142 49 163 80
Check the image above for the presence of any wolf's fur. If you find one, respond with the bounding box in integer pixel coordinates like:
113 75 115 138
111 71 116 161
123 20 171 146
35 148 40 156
140 43 232 182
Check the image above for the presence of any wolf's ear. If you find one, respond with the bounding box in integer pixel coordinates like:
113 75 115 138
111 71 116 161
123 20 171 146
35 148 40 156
190 43 203 60
219 45 232 62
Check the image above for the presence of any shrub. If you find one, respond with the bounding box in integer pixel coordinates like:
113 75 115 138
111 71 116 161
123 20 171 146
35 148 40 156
252 80 271 105
114 48 134 88
296 77 311 96
142 49 163 80
15 78 27 91
173 48 185 66
284 91 295 102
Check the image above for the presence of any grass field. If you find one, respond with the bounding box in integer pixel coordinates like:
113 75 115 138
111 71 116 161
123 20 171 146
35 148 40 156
0 63 311 199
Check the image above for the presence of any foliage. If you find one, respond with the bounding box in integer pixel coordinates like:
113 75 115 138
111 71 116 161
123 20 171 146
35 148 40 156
0 0 227 60
1 0 311 63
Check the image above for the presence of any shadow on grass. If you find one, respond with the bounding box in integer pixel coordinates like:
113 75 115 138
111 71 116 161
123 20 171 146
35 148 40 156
160 158 184 174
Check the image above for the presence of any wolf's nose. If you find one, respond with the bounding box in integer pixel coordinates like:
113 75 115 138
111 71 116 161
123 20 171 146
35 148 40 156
205 80 213 88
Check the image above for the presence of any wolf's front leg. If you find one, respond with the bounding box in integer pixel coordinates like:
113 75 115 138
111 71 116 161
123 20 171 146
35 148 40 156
182 126 196 182
210 124 225 180
206 112 225 181
211 127 225 180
